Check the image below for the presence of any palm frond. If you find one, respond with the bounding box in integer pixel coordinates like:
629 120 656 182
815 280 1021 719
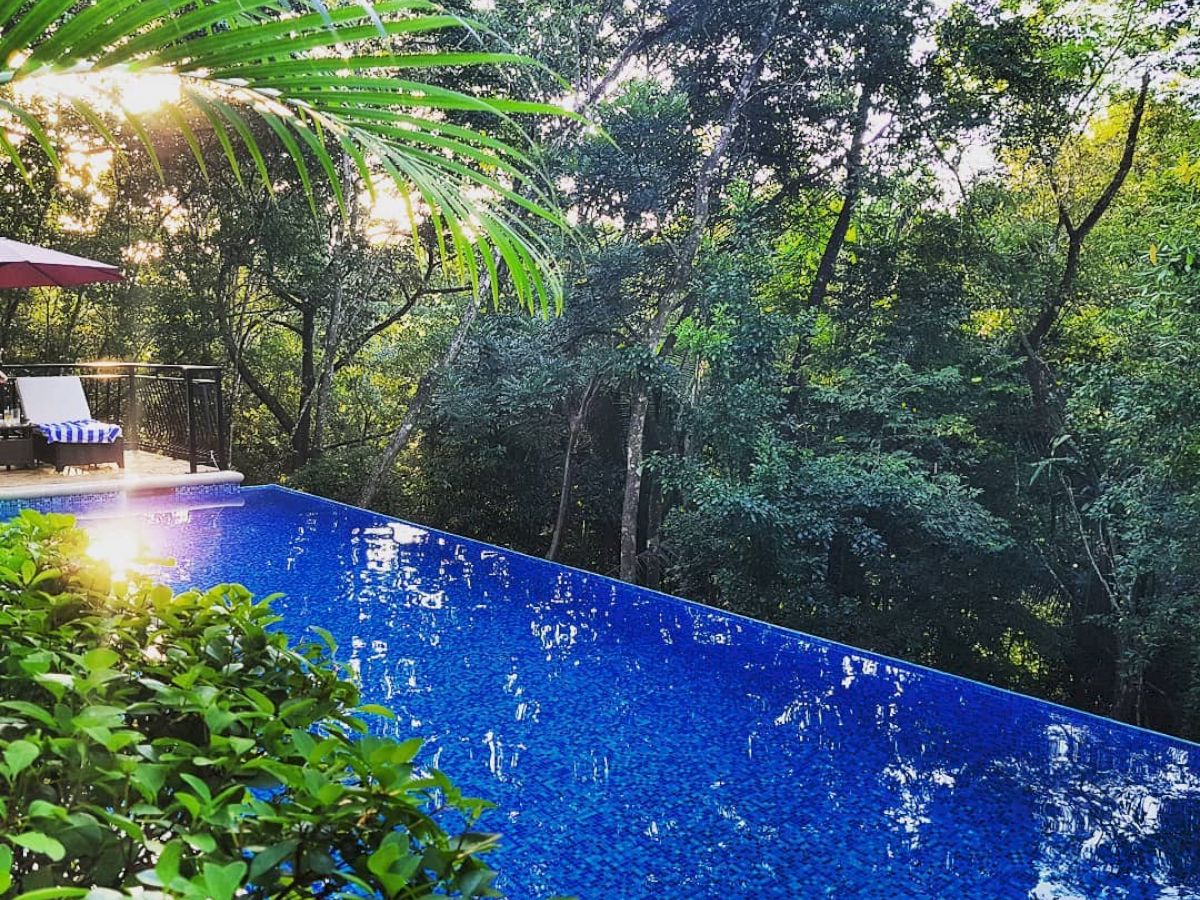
0 0 569 310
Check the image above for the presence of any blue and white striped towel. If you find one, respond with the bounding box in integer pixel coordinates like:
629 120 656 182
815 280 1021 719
35 419 123 444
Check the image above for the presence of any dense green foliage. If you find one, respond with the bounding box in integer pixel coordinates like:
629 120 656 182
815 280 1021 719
2 0 1200 744
0 510 498 898
0 0 565 310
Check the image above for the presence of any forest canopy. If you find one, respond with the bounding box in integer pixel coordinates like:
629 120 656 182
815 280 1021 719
2 0 1200 741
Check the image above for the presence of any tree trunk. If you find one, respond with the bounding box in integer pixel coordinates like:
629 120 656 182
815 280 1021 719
210 249 298 446
619 387 653 580
547 424 582 562
312 151 361 458
1021 81 1152 706
293 306 316 468
579 0 696 112
220 323 295 438
618 0 782 582
1019 73 1150 430
785 76 876 388
357 293 481 507
312 282 345 458
547 378 598 561
808 81 875 311
643 462 665 589
60 290 88 360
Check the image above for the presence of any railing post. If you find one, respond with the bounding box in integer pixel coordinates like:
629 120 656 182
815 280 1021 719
215 368 229 470
184 368 198 474
125 366 140 451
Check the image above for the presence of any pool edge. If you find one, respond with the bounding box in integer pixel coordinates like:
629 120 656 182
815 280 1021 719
0 468 243 501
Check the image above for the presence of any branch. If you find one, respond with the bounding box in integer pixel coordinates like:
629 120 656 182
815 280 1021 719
578 1 697 113
670 0 781 293
264 274 314 312
217 297 296 435
1026 72 1152 353
1075 70 1151 242
357 291 483 507
333 296 421 371
333 284 469 372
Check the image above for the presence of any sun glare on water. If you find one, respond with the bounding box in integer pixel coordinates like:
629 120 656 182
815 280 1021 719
85 521 151 580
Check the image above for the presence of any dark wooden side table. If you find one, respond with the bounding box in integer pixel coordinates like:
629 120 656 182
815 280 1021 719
0 423 34 470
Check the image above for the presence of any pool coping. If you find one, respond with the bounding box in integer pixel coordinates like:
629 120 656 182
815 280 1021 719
0 469 244 501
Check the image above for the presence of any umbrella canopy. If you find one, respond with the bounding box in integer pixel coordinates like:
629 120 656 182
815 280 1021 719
0 236 123 288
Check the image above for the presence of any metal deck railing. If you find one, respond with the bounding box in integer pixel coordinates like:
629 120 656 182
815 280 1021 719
0 362 229 472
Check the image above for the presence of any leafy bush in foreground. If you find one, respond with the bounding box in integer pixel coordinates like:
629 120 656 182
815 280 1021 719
0 510 499 898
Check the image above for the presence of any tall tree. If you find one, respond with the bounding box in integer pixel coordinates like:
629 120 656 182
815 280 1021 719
618 0 783 582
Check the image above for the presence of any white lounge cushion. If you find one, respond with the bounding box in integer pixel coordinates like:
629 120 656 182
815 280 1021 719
15 376 94 424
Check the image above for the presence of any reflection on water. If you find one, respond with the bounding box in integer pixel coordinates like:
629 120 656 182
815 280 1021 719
23 485 1200 899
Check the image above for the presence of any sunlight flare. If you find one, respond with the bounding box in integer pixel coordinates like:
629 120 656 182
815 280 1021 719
13 68 183 117
85 521 150 580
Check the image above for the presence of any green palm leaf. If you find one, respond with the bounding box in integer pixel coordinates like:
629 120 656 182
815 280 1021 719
0 0 567 310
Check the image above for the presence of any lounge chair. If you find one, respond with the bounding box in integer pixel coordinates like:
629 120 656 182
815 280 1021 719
15 376 125 472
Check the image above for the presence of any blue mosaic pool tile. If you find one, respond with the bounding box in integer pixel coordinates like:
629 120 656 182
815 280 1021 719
15 484 1200 899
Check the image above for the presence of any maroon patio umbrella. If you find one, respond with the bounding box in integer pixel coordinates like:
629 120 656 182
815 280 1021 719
0 236 123 288
0 236 124 362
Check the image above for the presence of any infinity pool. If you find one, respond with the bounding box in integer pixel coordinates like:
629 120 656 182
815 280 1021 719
12 485 1200 898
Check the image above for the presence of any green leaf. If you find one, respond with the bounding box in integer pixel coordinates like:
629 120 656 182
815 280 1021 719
0 702 55 728
248 839 298 880
8 831 66 862
357 703 396 719
367 832 422 893
33 672 73 701
183 832 216 854
130 764 169 801
15 653 52 677
82 647 119 671
308 625 338 654
154 839 183 888
0 0 74 66
0 0 569 308
3 740 39 777
26 800 67 821
203 705 237 734
86 807 145 844
242 686 275 715
0 514 498 897
0 122 33 187
0 844 11 894
202 860 247 900
174 793 201 821
179 773 213 803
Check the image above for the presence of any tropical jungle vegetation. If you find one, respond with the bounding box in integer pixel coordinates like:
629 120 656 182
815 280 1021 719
1 0 1199 754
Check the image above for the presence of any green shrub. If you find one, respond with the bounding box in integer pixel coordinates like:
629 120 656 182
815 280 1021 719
0 509 499 898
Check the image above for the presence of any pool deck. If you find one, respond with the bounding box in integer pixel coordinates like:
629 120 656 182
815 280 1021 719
0 450 242 500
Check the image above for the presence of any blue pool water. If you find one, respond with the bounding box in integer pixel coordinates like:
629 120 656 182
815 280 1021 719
10 485 1200 898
